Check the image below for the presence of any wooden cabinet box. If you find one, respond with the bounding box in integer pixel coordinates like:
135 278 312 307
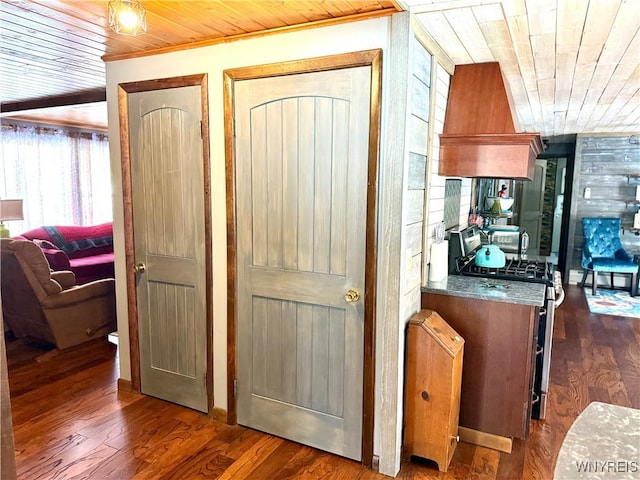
403 309 464 472
422 291 538 442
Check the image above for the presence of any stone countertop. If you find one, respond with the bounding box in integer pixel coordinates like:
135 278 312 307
554 401 640 479
422 275 546 307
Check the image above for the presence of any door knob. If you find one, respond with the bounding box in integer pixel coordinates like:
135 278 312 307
345 288 360 303
133 262 146 273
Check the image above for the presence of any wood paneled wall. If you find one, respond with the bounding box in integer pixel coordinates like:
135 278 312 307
376 16 458 475
402 35 431 317
375 13 414 475
568 134 640 280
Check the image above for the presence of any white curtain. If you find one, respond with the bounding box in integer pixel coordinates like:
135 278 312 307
0 122 112 232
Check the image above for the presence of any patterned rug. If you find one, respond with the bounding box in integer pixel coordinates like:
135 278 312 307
583 288 640 318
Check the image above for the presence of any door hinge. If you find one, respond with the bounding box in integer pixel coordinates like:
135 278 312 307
232 117 236 137
199 120 203 139
233 379 237 398
203 372 207 387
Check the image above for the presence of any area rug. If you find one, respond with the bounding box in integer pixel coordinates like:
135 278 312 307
583 288 640 318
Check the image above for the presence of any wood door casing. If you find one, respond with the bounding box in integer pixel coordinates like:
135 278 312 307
117 75 212 411
224 49 382 466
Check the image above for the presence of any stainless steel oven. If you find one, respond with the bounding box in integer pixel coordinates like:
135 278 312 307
537 270 565 418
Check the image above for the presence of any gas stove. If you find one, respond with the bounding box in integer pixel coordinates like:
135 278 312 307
456 254 553 285
449 225 554 285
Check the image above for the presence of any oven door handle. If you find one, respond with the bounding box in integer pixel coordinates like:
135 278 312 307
554 286 565 308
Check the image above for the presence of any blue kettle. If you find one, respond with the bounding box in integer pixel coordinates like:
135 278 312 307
475 244 506 268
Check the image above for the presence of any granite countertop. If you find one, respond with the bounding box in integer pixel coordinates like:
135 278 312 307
422 275 546 307
554 401 640 479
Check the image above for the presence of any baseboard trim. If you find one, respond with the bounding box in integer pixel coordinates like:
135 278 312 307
458 426 512 453
370 455 380 472
117 378 134 393
210 407 228 423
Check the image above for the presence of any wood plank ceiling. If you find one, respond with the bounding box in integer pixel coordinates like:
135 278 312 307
0 0 398 129
405 0 640 136
1 0 638 136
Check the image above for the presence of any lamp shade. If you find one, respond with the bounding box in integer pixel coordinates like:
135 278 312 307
0 199 24 221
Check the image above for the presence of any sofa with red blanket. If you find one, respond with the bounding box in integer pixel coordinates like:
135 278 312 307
17 222 114 284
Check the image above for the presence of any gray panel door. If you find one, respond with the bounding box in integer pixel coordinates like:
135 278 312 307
129 86 208 412
234 67 371 460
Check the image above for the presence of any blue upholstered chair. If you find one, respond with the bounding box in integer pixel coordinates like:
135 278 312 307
579 217 638 296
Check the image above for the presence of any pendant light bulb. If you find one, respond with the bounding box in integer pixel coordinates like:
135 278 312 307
108 0 147 36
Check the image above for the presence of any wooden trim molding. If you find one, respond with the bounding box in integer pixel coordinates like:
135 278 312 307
200 76 214 413
117 74 212 404
117 378 134 393
223 48 385 81
223 70 237 425
1 88 106 113
103 9 397 62
209 407 228 424
362 48 382 469
223 48 382 467
439 133 543 180
458 426 513 454
117 85 140 392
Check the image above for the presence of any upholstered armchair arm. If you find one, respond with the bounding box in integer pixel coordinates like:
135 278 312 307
41 278 115 309
50 270 76 289
42 247 71 271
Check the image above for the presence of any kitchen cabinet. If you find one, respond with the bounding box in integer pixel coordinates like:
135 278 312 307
421 291 538 441
403 310 464 472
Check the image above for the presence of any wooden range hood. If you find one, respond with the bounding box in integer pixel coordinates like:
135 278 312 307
439 62 542 180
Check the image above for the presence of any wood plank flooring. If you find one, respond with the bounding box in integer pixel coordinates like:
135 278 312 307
6 284 639 479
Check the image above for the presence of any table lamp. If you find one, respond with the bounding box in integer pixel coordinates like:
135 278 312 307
0 199 24 238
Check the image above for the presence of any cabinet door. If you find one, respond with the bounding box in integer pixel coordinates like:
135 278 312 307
422 292 536 439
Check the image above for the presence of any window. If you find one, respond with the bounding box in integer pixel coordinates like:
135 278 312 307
1 122 112 232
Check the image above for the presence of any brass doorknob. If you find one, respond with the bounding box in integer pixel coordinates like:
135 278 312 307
345 288 360 303
133 263 146 273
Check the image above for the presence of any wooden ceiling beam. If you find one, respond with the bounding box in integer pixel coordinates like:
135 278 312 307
1 89 106 113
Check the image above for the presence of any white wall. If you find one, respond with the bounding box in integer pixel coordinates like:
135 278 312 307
106 15 409 475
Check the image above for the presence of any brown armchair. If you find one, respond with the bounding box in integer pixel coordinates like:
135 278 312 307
0 239 116 350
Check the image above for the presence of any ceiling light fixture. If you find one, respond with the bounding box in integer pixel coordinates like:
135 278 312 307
108 0 147 36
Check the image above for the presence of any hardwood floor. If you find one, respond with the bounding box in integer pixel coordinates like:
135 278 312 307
6 284 639 479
